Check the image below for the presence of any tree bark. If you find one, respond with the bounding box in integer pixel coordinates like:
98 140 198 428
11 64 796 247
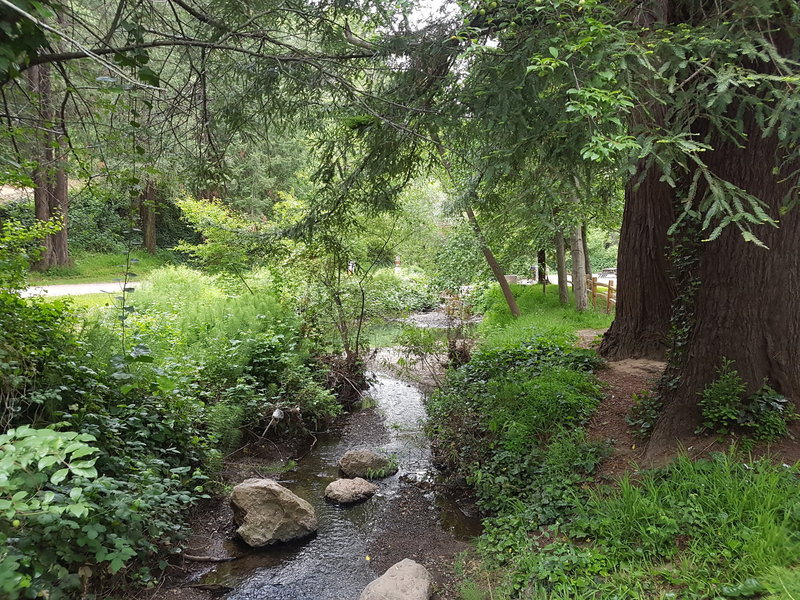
537 249 547 284
554 231 569 305
28 64 55 271
599 163 676 359
464 204 520 318
140 180 158 254
570 223 588 311
648 109 800 454
581 224 591 276
50 161 70 266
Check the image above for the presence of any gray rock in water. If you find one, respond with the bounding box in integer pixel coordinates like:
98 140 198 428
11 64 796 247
325 477 378 504
338 449 397 479
230 478 317 547
359 559 431 600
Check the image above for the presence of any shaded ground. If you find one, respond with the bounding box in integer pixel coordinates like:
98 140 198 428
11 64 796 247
587 358 666 479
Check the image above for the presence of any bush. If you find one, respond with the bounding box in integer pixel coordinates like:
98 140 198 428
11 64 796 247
365 267 438 314
427 333 603 519
0 293 78 429
698 359 796 441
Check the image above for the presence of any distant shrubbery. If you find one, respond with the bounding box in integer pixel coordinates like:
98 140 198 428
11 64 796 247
365 267 438 314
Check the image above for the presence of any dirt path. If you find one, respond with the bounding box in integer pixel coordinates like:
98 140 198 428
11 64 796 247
21 281 140 298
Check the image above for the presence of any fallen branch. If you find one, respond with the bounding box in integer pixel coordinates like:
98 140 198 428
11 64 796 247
183 554 237 563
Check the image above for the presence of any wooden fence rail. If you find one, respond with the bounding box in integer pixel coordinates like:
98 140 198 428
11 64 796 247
568 275 616 313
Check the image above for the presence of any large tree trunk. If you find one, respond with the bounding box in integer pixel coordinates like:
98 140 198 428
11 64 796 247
570 223 588 311
464 204 520 318
554 231 569 305
648 109 800 455
599 163 676 359
28 65 54 271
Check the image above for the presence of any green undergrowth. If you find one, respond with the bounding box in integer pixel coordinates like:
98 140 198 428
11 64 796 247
432 299 800 600
1 265 341 598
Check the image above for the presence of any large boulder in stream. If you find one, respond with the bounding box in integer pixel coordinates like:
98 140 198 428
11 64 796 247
359 559 432 600
325 477 378 504
230 478 317 547
338 449 398 479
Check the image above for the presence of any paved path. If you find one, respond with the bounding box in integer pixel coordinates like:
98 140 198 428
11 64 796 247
21 281 141 298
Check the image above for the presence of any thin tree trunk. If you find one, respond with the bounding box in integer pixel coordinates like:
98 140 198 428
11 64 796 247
555 231 569 305
464 204 520 318
28 64 54 271
581 224 591 276
140 181 158 254
570 223 588 311
50 162 70 266
537 249 547 284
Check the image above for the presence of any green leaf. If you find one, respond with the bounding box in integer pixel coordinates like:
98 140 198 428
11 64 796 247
51 468 69 485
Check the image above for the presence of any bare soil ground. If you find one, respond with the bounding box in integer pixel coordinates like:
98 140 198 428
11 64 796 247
586 358 665 478
579 328 800 475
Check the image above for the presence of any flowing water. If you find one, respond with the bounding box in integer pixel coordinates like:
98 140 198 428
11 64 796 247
199 372 481 599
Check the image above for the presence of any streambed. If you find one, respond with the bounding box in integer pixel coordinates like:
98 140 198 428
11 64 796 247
189 371 480 599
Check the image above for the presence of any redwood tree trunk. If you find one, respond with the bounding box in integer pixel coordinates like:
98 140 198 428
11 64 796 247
648 111 800 454
554 231 569 305
50 153 70 266
27 64 70 269
599 163 676 359
28 64 54 271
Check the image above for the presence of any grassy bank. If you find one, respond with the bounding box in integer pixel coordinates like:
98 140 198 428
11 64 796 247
429 284 800 599
28 251 175 285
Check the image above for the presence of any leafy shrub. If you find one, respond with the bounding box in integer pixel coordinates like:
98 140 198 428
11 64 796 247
365 268 438 314
699 359 747 433
743 385 798 442
0 219 60 291
428 333 603 522
65 186 129 253
0 293 79 429
698 360 796 441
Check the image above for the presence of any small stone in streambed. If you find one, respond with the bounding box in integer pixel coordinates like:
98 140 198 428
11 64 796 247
359 558 431 600
325 477 378 504
338 449 398 478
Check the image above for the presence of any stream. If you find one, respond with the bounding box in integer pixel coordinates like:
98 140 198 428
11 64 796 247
197 371 481 599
